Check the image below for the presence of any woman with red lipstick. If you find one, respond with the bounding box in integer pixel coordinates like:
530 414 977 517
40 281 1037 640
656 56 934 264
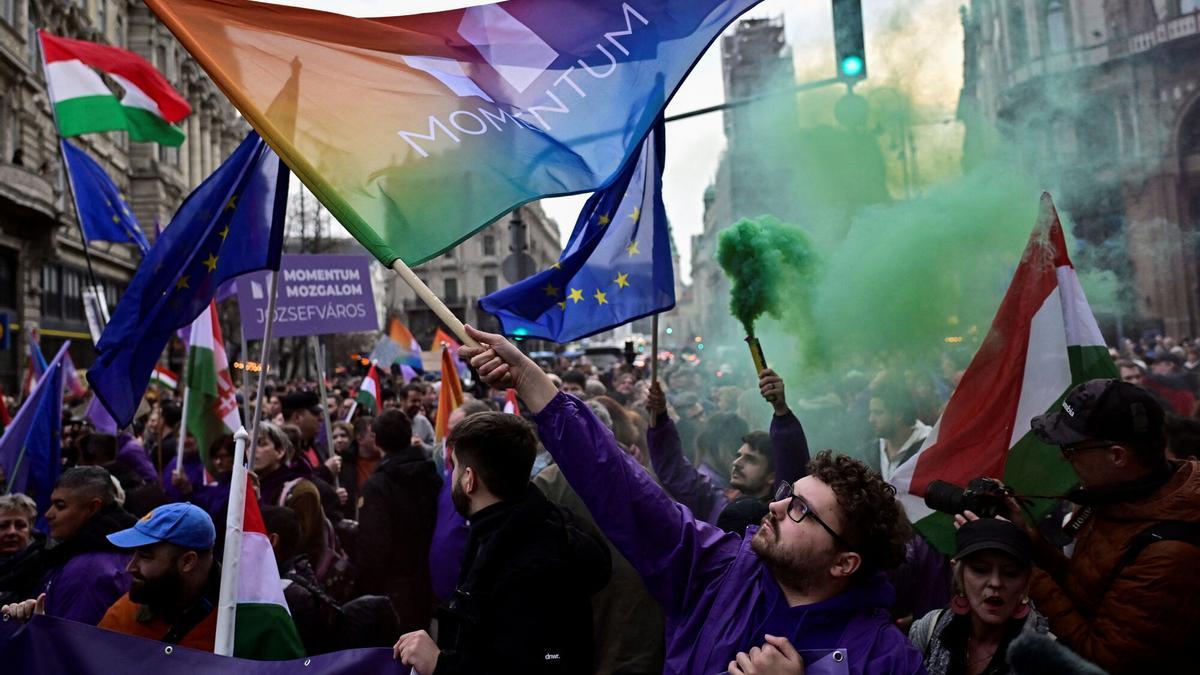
909 518 1049 675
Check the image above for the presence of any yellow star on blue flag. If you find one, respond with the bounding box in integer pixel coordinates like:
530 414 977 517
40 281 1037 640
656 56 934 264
61 140 150 253
479 120 675 342
88 131 289 427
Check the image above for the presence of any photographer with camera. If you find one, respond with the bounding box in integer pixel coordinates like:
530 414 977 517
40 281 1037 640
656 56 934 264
1003 379 1200 673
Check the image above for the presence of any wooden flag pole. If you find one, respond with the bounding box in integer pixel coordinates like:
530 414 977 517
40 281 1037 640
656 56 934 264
389 259 479 349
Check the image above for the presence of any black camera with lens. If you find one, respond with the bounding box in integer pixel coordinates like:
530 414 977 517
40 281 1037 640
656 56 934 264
923 477 1012 519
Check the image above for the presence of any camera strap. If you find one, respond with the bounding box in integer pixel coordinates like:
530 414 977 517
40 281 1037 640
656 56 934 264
1061 506 1095 540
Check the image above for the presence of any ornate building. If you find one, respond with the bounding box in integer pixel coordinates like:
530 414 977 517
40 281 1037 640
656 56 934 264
960 0 1200 336
0 1 242 391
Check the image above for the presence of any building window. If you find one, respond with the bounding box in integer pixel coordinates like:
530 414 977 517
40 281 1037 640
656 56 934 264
484 275 498 295
28 6 41 64
41 265 61 318
1044 1 1068 54
443 277 458 300
1 0 15 26
482 234 496 256
0 248 17 309
98 0 108 38
1008 4 1028 65
63 268 85 321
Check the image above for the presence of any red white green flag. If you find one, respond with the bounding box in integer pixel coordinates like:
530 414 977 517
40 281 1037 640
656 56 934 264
38 30 190 146
183 303 241 472
225 475 305 659
889 193 1118 553
355 362 382 416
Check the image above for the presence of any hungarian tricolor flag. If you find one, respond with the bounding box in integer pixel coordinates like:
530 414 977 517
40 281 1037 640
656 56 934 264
890 194 1118 553
38 31 190 146
143 0 763 266
183 303 242 470
150 365 179 391
220 475 305 659
355 362 382 416
435 347 465 442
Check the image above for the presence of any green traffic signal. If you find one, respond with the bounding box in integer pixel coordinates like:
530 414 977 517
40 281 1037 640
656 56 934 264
840 54 865 78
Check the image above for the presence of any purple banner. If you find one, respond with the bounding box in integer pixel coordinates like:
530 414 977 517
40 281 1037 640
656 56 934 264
0 615 405 674
238 254 379 340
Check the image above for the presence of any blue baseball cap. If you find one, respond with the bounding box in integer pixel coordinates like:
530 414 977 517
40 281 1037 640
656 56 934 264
107 503 216 551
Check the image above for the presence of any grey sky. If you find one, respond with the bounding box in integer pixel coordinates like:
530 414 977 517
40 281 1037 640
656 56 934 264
541 0 963 283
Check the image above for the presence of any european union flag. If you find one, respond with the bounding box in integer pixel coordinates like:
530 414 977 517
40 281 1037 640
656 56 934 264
480 121 674 342
87 131 288 426
1 342 67 529
60 140 150 253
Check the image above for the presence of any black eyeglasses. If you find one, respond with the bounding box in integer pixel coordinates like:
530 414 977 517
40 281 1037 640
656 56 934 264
1059 441 1113 459
773 482 853 550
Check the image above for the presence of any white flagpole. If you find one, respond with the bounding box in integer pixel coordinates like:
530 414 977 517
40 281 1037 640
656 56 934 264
175 348 191 479
214 426 249 656
240 329 252 426
248 271 280 446
311 336 339 489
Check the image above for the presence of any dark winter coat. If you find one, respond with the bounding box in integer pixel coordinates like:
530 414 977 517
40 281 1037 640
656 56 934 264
354 445 441 632
434 484 612 675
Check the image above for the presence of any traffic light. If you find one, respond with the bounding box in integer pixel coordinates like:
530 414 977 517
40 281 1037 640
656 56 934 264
832 0 866 82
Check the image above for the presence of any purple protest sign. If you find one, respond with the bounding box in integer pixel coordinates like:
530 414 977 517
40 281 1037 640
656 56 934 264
238 254 379 340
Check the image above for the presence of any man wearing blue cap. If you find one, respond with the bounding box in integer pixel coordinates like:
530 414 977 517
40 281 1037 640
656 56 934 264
96 502 222 652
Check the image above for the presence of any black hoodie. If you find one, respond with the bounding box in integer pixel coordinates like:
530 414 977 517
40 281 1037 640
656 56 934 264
354 445 442 632
434 484 612 675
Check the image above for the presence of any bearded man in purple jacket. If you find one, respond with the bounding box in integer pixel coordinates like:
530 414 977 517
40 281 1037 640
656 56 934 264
461 326 926 675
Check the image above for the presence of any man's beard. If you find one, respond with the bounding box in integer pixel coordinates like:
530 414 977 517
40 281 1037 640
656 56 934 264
751 516 836 595
451 474 471 518
129 566 185 609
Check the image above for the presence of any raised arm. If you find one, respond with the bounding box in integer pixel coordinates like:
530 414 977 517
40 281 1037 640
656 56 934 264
759 369 811 484
645 382 726 524
461 326 740 616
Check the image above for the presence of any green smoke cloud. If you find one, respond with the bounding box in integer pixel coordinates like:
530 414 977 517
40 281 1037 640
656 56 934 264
716 216 818 339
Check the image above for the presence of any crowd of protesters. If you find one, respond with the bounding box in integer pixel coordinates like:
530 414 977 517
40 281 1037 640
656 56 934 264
3 327 1200 674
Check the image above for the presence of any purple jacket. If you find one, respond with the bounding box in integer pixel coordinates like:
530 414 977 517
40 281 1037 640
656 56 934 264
115 433 158 486
535 393 925 675
647 410 812 526
161 453 207 502
41 551 130 625
428 468 469 602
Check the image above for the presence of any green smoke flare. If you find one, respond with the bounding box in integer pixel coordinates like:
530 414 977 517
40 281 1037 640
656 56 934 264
716 216 818 338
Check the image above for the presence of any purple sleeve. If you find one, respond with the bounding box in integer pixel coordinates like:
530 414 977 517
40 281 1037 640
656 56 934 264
116 436 159 485
647 414 726 524
535 393 740 617
769 411 811 485
428 470 469 602
43 553 130 625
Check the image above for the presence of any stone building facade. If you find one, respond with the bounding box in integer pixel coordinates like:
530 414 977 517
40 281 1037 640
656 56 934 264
0 0 241 392
960 0 1200 336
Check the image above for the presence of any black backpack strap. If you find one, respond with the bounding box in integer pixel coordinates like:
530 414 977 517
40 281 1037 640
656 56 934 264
1109 521 1200 582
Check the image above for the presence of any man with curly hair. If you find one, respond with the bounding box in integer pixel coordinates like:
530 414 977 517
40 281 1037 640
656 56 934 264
459 326 924 675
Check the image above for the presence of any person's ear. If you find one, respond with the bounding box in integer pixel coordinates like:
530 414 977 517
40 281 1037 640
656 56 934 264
85 497 104 517
463 467 476 495
268 532 280 550
177 550 199 574
830 551 861 579
1110 444 1131 468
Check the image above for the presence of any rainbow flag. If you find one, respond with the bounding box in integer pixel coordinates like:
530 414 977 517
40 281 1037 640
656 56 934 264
144 0 763 266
